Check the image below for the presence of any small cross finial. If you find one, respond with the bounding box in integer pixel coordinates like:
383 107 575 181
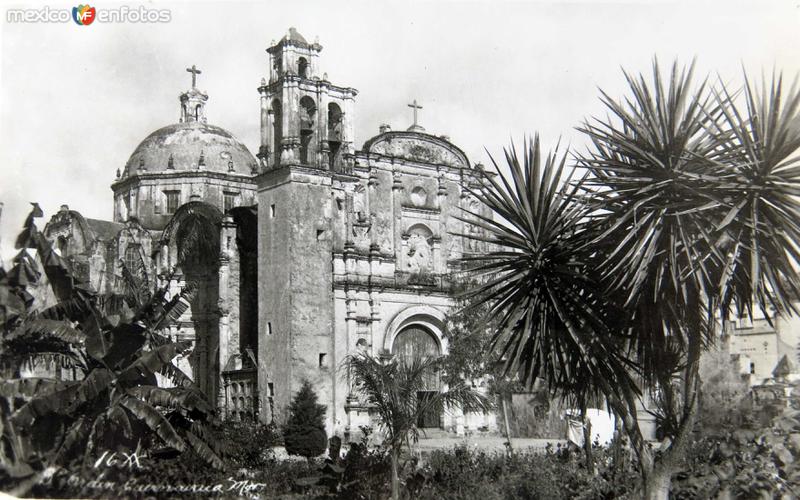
408 99 423 127
186 64 202 88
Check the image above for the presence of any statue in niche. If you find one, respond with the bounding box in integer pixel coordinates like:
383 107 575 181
465 199 483 252
406 225 433 274
353 184 368 223
465 222 482 253
448 236 461 260
352 218 371 251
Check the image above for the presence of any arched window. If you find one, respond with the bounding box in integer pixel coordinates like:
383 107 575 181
298 57 309 78
124 244 145 278
56 236 68 256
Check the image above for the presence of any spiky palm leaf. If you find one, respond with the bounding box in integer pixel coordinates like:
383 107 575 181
577 60 732 384
458 135 637 404
710 72 800 320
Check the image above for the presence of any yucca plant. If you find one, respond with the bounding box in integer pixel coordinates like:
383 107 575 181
463 61 800 499
344 352 489 500
458 135 635 471
0 207 225 496
711 72 800 318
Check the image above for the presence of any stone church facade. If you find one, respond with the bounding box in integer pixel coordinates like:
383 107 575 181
44 28 496 438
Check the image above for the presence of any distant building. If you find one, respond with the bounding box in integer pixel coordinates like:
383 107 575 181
728 308 800 385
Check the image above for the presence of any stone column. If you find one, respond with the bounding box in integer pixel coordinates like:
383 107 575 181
369 291 381 353
344 193 355 252
437 169 449 269
216 215 238 412
368 169 381 270
258 79 270 165
432 237 442 276
392 165 404 265
344 288 359 438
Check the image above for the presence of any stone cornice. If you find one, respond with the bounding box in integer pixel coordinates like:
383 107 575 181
263 75 358 97
254 164 334 191
111 170 257 192
333 251 396 262
333 272 453 295
353 151 480 178
401 205 441 217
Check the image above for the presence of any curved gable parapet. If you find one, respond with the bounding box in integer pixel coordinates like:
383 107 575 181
43 209 106 255
362 131 470 169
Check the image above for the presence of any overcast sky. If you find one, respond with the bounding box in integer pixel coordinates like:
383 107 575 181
1 0 798 262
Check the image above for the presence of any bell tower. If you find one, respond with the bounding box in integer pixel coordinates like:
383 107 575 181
256 27 357 172
256 29 360 430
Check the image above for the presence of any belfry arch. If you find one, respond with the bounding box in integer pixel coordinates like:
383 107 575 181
299 96 317 164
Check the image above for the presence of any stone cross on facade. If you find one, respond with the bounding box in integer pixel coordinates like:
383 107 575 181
408 99 423 128
186 65 202 88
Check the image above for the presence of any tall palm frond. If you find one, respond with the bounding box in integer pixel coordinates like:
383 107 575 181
458 135 637 402
577 59 730 383
711 71 800 320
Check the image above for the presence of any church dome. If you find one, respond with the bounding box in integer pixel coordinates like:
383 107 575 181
124 121 258 175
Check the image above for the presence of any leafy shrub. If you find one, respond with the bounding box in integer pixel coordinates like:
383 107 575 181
409 443 637 500
294 427 392 499
221 420 280 468
672 390 800 499
283 381 327 460
0 207 224 496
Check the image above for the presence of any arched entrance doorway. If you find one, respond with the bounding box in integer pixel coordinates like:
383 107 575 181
391 325 441 428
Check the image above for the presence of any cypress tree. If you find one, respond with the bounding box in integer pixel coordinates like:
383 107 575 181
283 380 328 460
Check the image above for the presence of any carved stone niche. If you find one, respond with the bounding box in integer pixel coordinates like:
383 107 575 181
405 223 434 275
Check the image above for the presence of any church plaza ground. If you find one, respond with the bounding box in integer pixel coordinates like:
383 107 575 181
273 436 567 461
413 436 565 453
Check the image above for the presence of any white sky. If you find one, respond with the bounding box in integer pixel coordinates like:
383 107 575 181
0 0 798 262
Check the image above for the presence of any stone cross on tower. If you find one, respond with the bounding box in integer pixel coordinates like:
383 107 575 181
186 64 202 88
407 99 425 132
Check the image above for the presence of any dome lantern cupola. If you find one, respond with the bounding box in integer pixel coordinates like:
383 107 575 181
180 64 208 124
